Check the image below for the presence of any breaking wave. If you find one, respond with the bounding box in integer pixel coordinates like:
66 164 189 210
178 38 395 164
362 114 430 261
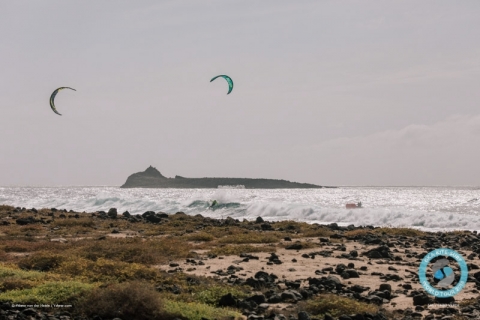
1 186 480 231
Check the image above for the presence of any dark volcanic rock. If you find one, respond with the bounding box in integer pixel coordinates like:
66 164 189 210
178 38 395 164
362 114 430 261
298 311 311 320
343 269 360 278
261 223 273 231
286 243 303 250
16 217 37 225
283 290 303 301
218 293 237 307
379 284 392 292
247 294 266 305
246 271 278 289
413 293 433 306
309 275 343 291
363 246 393 259
107 208 117 218
350 284 369 293
434 296 455 304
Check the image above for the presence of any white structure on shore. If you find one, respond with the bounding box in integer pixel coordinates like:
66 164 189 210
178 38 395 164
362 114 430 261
217 185 245 189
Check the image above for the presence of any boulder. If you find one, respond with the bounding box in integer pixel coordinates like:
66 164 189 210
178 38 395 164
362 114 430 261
218 293 237 307
107 208 117 218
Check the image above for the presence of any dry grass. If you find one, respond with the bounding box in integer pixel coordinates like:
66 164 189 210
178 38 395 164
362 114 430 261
0 251 13 262
184 232 215 242
75 281 179 320
56 257 159 282
344 227 425 238
218 232 280 244
204 226 246 239
301 294 379 317
75 237 193 264
459 297 479 307
208 244 276 256
300 227 334 238
1 239 66 253
50 218 95 228
0 277 33 291
18 252 66 272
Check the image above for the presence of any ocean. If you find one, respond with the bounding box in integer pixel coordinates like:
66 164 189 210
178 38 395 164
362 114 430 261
1 186 480 232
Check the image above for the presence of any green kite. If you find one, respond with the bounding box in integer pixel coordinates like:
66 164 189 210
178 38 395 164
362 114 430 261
49 87 76 116
210 75 233 94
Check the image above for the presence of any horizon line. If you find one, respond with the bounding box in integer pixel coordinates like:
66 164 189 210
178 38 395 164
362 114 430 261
1 185 480 188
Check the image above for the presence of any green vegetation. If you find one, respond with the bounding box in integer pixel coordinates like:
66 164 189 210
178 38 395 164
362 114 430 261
55 257 159 282
0 281 95 304
18 253 66 271
0 264 63 286
163 300 242 320
208 244 275 256
185 232 215 242
194 285 249 306
302 294 379 317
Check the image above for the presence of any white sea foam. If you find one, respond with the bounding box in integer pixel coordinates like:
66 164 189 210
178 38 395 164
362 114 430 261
1 186 480 231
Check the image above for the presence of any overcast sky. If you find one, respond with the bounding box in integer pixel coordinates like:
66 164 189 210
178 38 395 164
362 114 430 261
1 1 480 186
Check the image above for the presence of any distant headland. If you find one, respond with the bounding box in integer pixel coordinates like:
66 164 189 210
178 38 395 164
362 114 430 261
120 166 328 189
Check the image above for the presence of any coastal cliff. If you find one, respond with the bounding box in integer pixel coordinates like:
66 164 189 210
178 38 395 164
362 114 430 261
120 166 323 189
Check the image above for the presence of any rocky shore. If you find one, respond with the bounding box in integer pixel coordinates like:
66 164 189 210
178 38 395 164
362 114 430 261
1 205 480 320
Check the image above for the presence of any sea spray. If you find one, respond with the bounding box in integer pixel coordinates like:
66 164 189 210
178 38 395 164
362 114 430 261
1 186 480 231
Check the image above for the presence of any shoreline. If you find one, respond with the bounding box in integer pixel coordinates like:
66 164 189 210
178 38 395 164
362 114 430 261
2 202 480 234
1 205 480 319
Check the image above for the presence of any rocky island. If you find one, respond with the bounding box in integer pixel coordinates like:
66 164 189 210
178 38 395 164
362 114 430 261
120 166 324 189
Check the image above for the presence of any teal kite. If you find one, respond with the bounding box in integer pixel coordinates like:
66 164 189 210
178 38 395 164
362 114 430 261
49 87 76 116
210 75 233 94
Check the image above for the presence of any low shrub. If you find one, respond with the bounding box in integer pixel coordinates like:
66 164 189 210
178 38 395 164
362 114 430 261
75 281 181 320
17 253 65 272
185 232 215 242
195 286 249 306
302 294 378 317
0 264 62 284
2 240 56 253
56 257 159 282
0 277 33 291
163 300 242 320
76 237 192 264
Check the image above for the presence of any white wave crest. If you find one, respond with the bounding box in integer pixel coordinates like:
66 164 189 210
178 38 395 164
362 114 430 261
1 187 480 232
